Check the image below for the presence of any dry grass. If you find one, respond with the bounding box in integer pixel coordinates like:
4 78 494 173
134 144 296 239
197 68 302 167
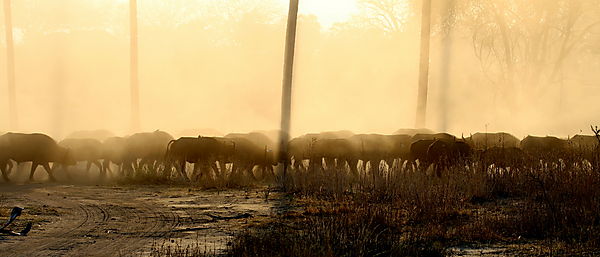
144 150 600 256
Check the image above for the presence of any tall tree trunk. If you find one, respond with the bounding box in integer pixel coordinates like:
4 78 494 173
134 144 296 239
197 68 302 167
415 0 432 128
278 0 299 180
130 0 140 132
3 0 17 130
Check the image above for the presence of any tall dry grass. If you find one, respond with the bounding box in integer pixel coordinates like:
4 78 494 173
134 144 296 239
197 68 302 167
147 149 600 256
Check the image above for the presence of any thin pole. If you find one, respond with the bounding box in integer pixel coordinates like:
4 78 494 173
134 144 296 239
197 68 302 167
130 0 140 132
3 0 17 130
415 0 432 128
279 0 300 182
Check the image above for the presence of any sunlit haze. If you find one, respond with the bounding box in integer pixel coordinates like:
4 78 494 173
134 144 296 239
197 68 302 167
1 0 599 139
291 0 359 28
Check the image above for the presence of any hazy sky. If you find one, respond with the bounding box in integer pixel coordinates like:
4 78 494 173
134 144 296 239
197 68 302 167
2 0 599 139
290 0 360 28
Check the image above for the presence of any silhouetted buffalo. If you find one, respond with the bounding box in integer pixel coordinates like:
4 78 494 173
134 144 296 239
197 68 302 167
309 138 360 174
350 134 412 175
426 140 471 176
221 135 277 180
0 133 75 181
288 136 313 170
288 131 355 170
467 132 520 150
225 132 277 153
58 138 104 174
123 130 174 174
409 138 471 175
409 139 436 166
520 136 569 160
102 136 127 176
165 137 226 181
569 135 599 162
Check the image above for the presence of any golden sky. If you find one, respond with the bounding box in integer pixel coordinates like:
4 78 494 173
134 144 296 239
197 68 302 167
290 0 359 27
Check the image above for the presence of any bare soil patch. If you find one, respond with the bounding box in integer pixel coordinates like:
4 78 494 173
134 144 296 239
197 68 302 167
0 183 286 256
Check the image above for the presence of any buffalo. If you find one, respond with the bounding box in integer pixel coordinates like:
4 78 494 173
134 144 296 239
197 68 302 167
350 134 412 176
287 131 354 171
165 137 229 181
58 138 104 177
221 134 277 180
123 130 174 175
520 136 569 161
308 138 360 175
409 138 471 175
426 140 471 176
409 139 436 167
0 133 75 181
101 136 127 177
569 135 599 162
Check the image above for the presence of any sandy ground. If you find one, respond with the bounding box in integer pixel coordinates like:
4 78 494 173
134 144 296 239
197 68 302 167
0 181 288 257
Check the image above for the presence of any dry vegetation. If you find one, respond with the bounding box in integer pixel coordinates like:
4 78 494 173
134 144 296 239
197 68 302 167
143 148 600 256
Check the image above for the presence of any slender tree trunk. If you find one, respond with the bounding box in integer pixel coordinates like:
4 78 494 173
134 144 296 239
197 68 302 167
130 0 140 132
278 0 299 180
415 0 432 128
3 0 17 130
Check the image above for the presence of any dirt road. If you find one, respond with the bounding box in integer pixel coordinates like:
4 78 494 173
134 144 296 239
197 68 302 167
0 183 286 256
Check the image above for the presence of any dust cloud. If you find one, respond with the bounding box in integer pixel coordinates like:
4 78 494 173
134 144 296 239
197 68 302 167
0 0 599 139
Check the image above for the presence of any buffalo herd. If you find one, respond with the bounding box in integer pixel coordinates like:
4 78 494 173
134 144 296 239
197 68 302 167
0 130 598 182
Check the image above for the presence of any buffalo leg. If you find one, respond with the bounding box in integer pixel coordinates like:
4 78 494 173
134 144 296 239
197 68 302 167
42 162 56 181
217 160 228 180
28 162 40 181
92 160 104 179
179 160 189 181
190 162 200 181
245 164 257 181
86 161 93 174
102 160 110 177
93 161 102 172
6 161 14 175
291 157 300 170
309 157 322 172
210 161 220 179
434 163 442 178
265 165 275 178
323 157 334 171
1 162 9 182
230 162 239 179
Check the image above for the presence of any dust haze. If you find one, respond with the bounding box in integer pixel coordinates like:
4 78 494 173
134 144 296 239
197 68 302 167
1 0 599 139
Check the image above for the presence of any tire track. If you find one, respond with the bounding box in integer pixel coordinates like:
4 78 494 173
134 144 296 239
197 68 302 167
0 185 278 256
0 187 181 257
